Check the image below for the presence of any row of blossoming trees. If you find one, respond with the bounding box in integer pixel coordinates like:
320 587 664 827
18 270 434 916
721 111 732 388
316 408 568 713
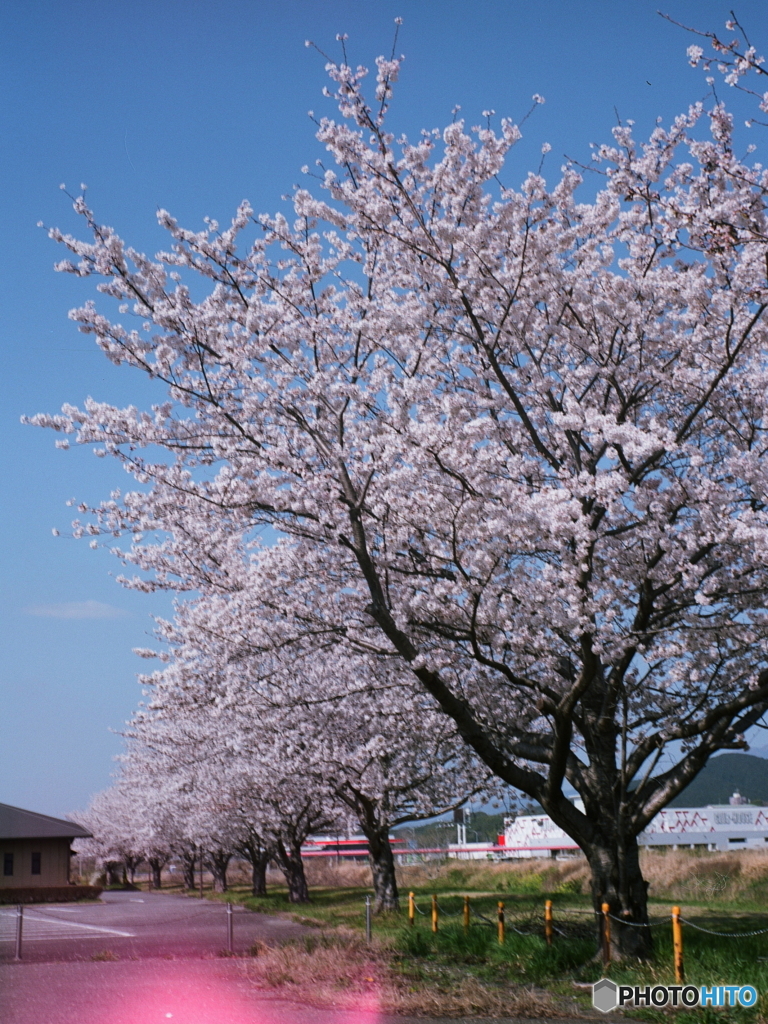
36 20 768 954
72 615 487 907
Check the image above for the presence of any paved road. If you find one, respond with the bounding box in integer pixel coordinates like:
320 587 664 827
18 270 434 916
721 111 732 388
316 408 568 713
0 959 606 1024
0 890 309 962
0 959 389 1024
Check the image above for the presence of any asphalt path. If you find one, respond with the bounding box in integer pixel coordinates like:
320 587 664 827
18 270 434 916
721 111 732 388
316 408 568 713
0 889 309 962
0 892 627 1024
0 959 608 1024
0 958 399 1024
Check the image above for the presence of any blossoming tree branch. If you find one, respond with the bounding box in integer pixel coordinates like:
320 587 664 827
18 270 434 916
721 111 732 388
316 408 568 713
31 20 768 956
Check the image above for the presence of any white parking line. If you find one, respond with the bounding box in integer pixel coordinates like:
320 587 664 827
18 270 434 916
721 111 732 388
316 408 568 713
0 910 133 939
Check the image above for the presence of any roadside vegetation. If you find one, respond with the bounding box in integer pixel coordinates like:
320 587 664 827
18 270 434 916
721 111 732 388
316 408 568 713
134 851 768 1020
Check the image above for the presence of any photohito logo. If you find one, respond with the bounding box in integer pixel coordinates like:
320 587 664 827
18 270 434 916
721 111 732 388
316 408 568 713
592 979 758 1012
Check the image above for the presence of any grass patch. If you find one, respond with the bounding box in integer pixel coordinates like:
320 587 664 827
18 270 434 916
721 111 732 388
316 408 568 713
242 929 570 1018
578 923 768 1024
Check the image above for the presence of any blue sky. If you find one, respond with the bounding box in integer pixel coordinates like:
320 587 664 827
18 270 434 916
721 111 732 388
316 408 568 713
3 0 768 817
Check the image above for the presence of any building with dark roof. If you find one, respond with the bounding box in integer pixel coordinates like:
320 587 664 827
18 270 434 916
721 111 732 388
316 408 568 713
0 803 91 889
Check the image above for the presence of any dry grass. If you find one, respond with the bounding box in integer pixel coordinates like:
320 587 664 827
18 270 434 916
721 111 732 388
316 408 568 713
90 949 119 962
216 849 768 915
395 848 768 905
301 860 373 888
242 931 575 1018
398 857 592 897
249 848 768 906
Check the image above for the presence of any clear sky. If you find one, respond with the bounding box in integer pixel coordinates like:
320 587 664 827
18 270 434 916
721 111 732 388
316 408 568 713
3 0 768 818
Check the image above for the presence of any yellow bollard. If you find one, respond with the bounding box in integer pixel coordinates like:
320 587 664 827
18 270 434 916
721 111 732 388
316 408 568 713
431 894 438 933
408 891 415 928
498 901 505 944
463 895 470 931
672 905 685 983
602 902 611 965
544 899 553 946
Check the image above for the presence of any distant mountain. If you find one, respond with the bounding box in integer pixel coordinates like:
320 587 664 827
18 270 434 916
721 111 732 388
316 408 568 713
668 753 768 807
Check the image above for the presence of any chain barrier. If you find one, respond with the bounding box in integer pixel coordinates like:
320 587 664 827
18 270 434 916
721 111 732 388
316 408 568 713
555 907 599 916
434 900 463 919
403 895 768 947
465 903 535 936
680 918 768 938
508 923 535 936
470 906 497 929
606 912 668 929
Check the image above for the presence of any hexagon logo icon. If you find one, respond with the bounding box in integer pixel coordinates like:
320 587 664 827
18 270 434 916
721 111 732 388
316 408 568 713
593 978 618 1013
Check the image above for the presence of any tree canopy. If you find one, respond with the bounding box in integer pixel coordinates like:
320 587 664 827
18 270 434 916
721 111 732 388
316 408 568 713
33 19 768 955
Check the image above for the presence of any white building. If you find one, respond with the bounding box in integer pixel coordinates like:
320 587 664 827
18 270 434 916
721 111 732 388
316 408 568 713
447 792 768 860
637 794 768 852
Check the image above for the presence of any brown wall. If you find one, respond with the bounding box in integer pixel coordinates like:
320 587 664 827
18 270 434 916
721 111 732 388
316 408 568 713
0 837 71 888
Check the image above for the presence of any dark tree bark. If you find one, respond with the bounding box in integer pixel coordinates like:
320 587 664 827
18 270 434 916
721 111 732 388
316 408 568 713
365 826 399 913
334 787 401 912
105 861 123 887
239 835 272 897
149 857 166 889
274 838 310 903
250 853 269 897
264 795 337 904
583 834 652 960
124 855 141 885
181 849 197 890
206 850 231 893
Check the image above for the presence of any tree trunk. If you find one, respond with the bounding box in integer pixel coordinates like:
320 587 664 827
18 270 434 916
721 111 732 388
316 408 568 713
366 828 399 912
105 861 123 887
239 838 271 897
584 834 653 960
207 851 231 893
251 854 269 897
149 857 164 889
182 851 197 890
275 839 310 903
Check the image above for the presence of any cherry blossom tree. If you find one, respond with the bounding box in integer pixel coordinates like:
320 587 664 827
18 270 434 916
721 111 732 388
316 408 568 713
144 594 489 910
34 23 768 954
236 823 274 898
71 785 145 887
124 661 342 904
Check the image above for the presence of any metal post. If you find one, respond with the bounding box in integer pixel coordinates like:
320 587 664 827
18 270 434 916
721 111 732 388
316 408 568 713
227 901 233 954
602 902 611 965
497 901 505 944
544 899 553 946
672 905 684 983
14 905 23 961
408 890 415 927
199 849 204 899
463 895 470 931
431 894 438 933
365 895 372 942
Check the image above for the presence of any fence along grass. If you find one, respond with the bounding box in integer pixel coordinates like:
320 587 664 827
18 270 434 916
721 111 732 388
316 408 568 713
163 851 768 1019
